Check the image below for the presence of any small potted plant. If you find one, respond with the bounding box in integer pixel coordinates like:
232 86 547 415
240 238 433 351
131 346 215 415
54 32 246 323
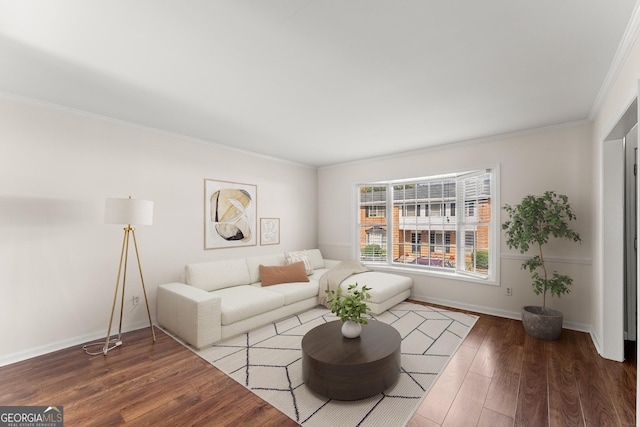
325 283 372 338
502 191 581 340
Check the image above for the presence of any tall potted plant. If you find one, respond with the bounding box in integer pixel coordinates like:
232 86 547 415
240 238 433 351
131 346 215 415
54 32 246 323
502 191 581 340
325 283 371 338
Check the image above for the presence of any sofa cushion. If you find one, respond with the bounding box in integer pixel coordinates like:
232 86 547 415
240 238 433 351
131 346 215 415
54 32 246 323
259 262 310 286
246 253 286 283
186 259 251 291
340 271 413 304
284 250 313 275
305 249 325 270
262 281 319 305
214 285 285 325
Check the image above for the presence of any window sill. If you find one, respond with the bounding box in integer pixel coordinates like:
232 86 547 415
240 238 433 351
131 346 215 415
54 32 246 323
362 262 498 286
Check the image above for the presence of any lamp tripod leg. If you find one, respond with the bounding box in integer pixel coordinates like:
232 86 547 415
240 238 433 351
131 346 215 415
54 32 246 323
118 228 130 342
131 229 156 342
103 228 129 355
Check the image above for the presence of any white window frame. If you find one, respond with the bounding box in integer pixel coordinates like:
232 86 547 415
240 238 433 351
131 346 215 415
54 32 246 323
457 170 493 279
355 166 499 285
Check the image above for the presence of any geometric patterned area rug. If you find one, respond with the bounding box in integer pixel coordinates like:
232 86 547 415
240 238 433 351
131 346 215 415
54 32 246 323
186 302 477 426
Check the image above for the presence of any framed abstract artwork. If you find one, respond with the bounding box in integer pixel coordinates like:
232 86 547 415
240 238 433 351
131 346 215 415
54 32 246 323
204 179 257 249
260 218 280 245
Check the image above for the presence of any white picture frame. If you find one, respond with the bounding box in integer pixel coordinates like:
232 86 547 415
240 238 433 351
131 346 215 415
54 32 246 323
205 179 257 249
260 218 280 245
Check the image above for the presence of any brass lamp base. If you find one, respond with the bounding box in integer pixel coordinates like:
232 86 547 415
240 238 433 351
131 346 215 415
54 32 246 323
101 225 155 355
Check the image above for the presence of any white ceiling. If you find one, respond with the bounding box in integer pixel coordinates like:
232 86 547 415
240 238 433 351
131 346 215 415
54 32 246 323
0 1 638 167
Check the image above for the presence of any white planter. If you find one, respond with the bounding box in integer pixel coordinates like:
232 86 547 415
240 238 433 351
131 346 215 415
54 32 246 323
341 320 362 338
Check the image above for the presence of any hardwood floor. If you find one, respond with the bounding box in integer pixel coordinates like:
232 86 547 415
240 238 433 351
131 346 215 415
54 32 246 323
410 306 637 427
0 302 635 426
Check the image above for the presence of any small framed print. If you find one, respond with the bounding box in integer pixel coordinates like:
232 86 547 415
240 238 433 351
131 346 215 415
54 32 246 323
260 218 280 245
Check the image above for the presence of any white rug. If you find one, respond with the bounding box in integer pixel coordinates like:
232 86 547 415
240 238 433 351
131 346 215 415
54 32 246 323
187 302 477 426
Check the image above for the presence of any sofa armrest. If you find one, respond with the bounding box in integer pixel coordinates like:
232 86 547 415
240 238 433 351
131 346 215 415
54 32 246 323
157 282 222 349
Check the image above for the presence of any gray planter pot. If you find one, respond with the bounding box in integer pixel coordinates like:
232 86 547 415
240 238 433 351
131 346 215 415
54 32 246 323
521 306 563 340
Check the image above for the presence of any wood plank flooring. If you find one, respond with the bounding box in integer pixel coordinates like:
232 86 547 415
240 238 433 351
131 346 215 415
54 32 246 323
0 302 635 426
410 306 636 427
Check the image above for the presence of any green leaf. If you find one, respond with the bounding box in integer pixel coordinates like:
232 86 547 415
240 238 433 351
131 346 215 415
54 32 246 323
326 283 372 324
502 191 581 309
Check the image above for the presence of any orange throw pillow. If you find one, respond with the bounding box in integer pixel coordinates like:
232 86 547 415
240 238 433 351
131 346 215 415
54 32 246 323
259 262 310 286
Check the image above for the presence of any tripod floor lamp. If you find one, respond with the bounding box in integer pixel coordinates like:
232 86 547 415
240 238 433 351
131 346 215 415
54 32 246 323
101 196 156 355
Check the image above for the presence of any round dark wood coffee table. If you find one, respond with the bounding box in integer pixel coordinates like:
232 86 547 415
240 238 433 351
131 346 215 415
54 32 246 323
301 320 401 400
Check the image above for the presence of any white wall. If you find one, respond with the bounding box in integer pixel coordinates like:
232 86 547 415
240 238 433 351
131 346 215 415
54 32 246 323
5 27 640 369
591 24 640 361
318 124 594 329
0 96 318 365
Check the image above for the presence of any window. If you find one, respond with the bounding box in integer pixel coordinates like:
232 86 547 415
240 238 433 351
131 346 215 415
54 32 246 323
357 168 497 283
460 172 492 276
366 206 386 217
366 227 386 247
411 232 421 254
429 231 442 253
359 186 388 261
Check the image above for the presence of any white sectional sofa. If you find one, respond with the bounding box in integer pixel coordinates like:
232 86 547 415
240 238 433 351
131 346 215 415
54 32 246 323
157 249 412 349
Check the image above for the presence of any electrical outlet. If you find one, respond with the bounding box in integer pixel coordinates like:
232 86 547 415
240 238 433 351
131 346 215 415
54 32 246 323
132 296 140 306
506 287 512 296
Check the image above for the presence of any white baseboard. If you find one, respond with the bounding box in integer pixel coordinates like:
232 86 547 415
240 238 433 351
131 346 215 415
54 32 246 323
0 299 605 367
410 293 591 334
590 328 604 356
0 320 153 368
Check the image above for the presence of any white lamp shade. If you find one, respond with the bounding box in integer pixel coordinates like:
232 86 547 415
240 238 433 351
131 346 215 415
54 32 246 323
104 198 153 225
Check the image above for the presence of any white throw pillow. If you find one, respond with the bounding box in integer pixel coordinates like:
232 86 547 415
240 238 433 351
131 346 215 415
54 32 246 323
284 250 314 275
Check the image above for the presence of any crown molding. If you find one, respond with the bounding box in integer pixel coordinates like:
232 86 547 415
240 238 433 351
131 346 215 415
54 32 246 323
319 119 590 170
589 0 640 120
0 91 316 170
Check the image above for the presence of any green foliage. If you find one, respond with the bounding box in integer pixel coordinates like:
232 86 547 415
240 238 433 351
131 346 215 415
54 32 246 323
502 191 581 309
393 184 415 190
325 283 372 324
471 250 489 269
360 186 386 192
362 244 386 257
